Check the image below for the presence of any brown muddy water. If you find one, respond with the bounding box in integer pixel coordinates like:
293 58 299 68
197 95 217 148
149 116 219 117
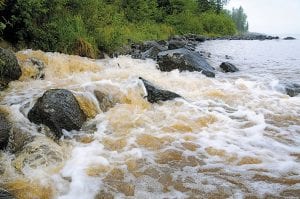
0 40 300 199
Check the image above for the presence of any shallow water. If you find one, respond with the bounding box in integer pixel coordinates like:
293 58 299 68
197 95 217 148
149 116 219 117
0 39 300 199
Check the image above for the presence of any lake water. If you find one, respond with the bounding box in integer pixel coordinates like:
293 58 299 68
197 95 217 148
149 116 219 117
0 37 299 199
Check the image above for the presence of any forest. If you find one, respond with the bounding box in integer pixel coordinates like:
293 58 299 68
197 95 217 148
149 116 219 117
0 0 247 58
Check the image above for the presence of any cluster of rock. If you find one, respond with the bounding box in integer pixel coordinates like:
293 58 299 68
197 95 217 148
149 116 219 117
214 33 279 40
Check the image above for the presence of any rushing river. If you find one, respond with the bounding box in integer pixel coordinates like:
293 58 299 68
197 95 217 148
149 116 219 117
0 38 300 199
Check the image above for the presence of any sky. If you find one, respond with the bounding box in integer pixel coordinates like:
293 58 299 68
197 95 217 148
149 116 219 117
225 0 300 34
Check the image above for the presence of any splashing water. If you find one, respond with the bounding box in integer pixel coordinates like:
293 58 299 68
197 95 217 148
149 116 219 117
0 45 299 199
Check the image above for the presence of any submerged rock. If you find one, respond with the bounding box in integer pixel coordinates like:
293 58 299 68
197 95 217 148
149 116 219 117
157 48 215 77
283 37 296 40
0 112 12 150
28 89 87 139
285 83 300 97
139 77 181 103
220 62 239 73
94 90 116 112
0 48 22 90
12 136 65 171
0 188 15 199
7 127 35 153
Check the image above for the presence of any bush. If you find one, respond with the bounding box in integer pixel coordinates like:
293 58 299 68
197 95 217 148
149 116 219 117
200 12 236 36
0 0 237 56
165 11 204 34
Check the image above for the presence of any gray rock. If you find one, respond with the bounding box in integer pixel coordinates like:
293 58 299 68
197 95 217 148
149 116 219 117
28 89 87 139
168 40 186 50
132 41 167 60
220 62 239 73
157 48 215 77
0 188 15 199
141 45 166 60
0 112 12 150
139 77 181 103
0 48 22 90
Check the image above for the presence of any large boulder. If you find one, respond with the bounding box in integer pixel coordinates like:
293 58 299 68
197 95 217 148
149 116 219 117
139 77 181 103
285 83 300 97
157 48 215 77
220 62 239 73
0 112 12 150
0 48 22 90
0 188 15 199
28 89 87 139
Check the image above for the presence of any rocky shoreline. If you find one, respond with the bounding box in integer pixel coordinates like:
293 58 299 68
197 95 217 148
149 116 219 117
0 32 299 197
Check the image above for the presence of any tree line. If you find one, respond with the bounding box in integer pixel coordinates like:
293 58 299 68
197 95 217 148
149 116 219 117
0 0 243 57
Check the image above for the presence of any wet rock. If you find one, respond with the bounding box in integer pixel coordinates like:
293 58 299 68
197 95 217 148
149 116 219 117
220 62 239 73
214 33 279 40
140 41 164 52
29 58 45 79
0 112 12 150
94 90 116 112
0 188 15 199
141 45 166 60
157 48 215 77
7 127 35 153
283 37 296 40
139 77 181 103
168 40 186 50
28 89 87 139
12 136 65 171
0 48 22 90
285 83 300 97
132 41 167 60
20 58 45 80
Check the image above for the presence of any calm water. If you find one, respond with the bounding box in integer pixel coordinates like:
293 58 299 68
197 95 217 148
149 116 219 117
198 36 300 87
0 38 299 199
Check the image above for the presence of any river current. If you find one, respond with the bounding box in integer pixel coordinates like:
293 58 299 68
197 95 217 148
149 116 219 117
0 38 299 199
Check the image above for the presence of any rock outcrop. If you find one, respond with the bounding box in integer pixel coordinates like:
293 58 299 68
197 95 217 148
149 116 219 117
0 48 22 90
157 48 215 77
139 77 181 103
28 89 87 139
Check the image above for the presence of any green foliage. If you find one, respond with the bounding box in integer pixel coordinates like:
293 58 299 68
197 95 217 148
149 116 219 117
166 11 204 34
0 0 236 56
200 12 236 36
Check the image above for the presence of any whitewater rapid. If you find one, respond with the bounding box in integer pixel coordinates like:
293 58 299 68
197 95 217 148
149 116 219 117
0 48 299 199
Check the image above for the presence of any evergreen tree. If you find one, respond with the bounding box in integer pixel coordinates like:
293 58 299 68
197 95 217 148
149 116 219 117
230 6 248 33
